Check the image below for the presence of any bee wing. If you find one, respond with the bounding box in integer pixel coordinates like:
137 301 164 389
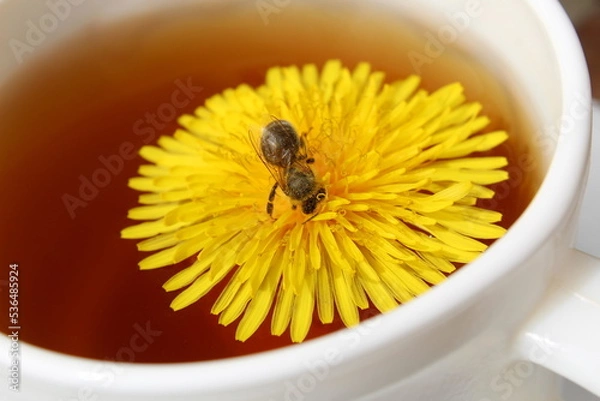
273 117 311 162
247 129 289 192
290 159 314 175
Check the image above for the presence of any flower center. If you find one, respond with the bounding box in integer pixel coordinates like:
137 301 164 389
122 60 509 343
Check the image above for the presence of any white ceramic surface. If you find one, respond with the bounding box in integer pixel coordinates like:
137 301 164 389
0 1 598 400
564 101 600 401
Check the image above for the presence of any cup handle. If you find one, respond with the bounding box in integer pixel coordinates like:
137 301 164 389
513 249 600 396
513 101 600 396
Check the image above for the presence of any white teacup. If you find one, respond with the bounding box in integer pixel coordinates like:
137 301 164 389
1 0 598 400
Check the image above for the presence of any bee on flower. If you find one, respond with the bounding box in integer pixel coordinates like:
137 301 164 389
122 60 509 342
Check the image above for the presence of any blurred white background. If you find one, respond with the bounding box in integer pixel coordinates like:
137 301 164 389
561 0 600 400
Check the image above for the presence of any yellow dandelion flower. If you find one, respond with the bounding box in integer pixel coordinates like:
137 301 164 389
121 60 509 343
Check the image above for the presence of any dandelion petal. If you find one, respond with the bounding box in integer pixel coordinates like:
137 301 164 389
123 60 511 342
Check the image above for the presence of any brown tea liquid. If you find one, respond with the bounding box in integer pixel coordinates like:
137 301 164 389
0 3 539 362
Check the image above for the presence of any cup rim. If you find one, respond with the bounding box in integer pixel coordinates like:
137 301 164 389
4 0 593 395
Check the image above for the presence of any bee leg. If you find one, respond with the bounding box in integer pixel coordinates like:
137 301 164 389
267 182 279 217
299 129 315 164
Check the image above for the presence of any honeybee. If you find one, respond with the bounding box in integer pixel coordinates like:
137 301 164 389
253 119 326 217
